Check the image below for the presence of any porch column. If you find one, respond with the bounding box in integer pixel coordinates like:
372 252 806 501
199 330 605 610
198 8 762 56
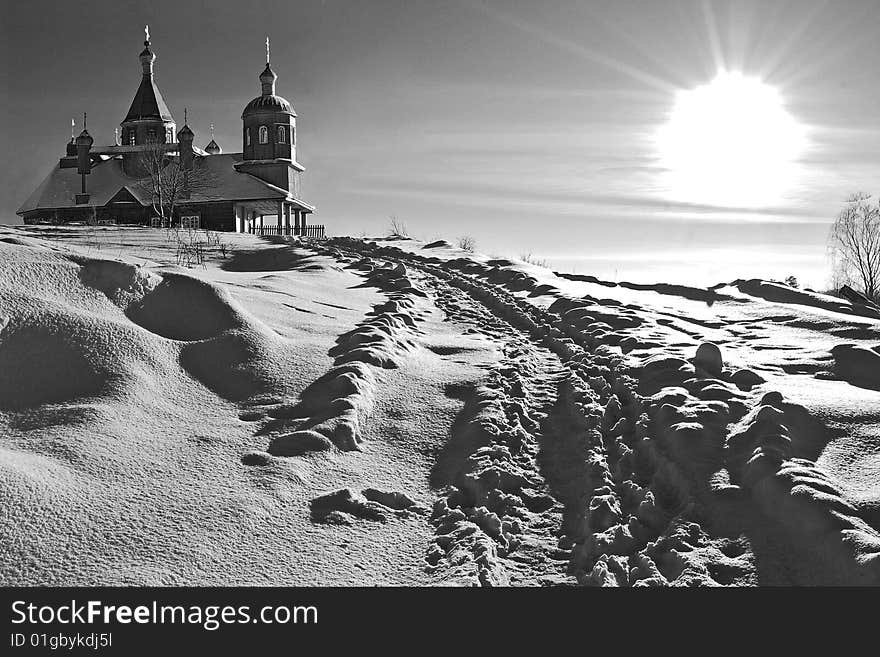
277 200 284 231
301 211 308 232
284 204 291 235
293 209 301 234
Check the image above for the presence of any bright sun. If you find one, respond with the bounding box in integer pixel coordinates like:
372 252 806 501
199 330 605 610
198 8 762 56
657 71 805 209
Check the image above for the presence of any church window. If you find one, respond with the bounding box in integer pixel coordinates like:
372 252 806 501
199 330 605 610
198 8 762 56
277 126 286 143
291 126 295 145
166 128 174 143
246 128 251 146
259 126 268 144
128 131 136 146
147 128 157 142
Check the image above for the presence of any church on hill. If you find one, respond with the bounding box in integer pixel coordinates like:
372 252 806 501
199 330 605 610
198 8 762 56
17 29 320 237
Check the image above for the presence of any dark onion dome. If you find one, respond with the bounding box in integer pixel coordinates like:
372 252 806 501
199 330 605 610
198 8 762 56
242 62 296 117
139 42 156 71
75 128 93 147
259 62 277 88
241 94 295 116
204 139 221 154
177 124 194 139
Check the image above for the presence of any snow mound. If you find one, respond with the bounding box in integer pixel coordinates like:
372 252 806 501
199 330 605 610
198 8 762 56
831 343 880 389
0 240 297 412
251 255 427 455
310 487 424 524
127 274 244 341
0 245 176 411
734 278 880 318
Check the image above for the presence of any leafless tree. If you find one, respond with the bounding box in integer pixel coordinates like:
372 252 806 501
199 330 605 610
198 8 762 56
136 140 209 228
829 193 880 300
457 235 476 252
388 215 409 238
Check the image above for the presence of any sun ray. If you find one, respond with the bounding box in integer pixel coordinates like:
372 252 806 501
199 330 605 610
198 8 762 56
700 0 726 74
462 0 679 93
754 0 830 81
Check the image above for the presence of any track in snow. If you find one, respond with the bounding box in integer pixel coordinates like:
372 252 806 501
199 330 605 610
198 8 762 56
279 237 880 586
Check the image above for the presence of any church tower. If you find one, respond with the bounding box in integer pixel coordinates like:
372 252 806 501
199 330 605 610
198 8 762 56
235 38 303 195
121 27 176 175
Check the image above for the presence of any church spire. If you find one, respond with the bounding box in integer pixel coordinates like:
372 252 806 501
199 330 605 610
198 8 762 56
123 26 174 124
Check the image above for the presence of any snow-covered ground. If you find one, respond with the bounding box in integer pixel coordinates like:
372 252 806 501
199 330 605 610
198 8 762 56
1 226 878 585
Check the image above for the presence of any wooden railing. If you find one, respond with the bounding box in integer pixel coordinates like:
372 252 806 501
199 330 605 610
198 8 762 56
299 225 325 239
251 224 326 239
253 224 283 236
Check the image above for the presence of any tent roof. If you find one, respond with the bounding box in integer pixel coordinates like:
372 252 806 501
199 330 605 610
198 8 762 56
123 75 175 123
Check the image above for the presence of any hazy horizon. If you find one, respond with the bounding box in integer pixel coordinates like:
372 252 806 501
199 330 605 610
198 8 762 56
4 0 880 288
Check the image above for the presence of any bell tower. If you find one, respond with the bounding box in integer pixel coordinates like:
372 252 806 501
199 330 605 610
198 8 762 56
121 26 177 175
236 38 302 195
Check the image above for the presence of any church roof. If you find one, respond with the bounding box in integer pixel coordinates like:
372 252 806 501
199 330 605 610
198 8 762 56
123 75 175 124
17 153 314 215
242 95 295 117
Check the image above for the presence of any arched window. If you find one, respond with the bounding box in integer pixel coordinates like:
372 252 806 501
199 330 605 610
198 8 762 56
128 131 136 146
291 126 295 145
246 128 251 146
259 126 268 144
147 128 157 142
277 125 286 143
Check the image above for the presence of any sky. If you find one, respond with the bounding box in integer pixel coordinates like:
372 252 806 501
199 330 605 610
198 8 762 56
3 0 880 287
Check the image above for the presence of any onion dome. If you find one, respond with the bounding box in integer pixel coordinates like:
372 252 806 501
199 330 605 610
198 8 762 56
139 41 156 75
242 94 294 116
75 128 93 148
242 63 296 117
260 63 277 95
205 139 221 154
177 124 194 140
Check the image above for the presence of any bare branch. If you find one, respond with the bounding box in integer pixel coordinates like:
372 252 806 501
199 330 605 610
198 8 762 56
829 193 880 300
134 141 212 227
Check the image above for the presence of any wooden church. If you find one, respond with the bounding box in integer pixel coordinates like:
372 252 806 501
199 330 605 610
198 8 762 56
17 30 320 237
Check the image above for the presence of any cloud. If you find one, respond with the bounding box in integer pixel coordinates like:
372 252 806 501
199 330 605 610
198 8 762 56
345 172 826 223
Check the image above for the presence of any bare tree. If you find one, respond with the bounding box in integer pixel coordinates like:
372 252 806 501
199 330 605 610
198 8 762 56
387 215 409 238
136 140 209 227
457 235 476 252
829 193 880 300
